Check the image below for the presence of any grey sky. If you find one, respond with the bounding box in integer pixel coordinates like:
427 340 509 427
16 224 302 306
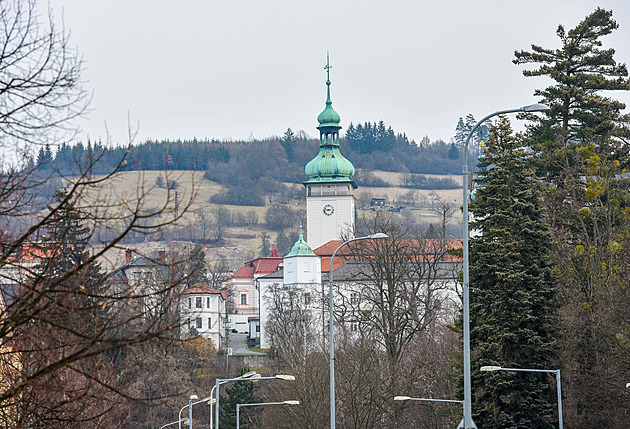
47 0 630 146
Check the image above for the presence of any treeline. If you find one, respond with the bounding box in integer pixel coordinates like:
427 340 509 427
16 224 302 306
35 124 464 184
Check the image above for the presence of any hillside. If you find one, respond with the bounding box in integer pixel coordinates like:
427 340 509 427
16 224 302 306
82 170 463 273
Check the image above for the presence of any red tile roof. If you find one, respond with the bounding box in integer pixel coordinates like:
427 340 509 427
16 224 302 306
230 256 283 279
315 238 462 272
183 283 223 295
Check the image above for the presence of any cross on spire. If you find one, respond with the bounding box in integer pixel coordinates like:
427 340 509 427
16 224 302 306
325 51 332 84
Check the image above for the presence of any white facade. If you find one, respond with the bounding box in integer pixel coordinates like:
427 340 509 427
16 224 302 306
305 183 355 250
260 250 322 349
181 287 226 349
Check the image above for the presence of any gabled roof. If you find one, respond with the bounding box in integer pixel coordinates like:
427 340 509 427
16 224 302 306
183 283 223 295
230 256 283 280
314 238 462 273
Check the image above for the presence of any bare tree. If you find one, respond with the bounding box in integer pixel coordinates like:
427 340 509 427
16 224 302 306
0 0 88 148
0 9 201 418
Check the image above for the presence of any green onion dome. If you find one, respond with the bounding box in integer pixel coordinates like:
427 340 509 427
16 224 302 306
285 224 316 258
304 61 355 185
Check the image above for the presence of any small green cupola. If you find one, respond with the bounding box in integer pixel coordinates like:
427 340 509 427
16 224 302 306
285 224 316 258
304 54 356 187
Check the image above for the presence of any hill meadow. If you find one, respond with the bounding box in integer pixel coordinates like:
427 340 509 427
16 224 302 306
32 124 466 269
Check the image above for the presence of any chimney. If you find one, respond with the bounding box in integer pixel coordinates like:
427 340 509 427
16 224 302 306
158 250 166 262
125 248 132 264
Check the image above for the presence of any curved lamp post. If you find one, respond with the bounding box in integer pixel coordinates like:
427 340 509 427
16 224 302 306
215 374 295 429
160 418 189 429
460 103 549 429
236 400 299 429
480 366 563 429
329 233 388 429
179 394 214 429
394 395 464 419
208 371 257 429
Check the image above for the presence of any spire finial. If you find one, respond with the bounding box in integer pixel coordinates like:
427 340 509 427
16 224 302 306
324 52 332 103
325 51 332 84
299 221 304 239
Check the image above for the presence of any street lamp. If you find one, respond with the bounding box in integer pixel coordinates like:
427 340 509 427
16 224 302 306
160 418 189 429
215 374 295 429
394 395 464 419
480 366 563 429
460 103 549 429
236 400 300 429
329 233 388 429
179 394 215 429
208 371 257 429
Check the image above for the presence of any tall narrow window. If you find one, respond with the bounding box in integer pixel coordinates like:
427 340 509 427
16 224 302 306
208 318 212 329
207 297 210 308
350 293 358 305
188 297 191 308
196 317 202 329
241 293 247 305
196 297 202 308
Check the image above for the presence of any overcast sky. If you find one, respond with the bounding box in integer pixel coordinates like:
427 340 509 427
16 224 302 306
46 0 630 146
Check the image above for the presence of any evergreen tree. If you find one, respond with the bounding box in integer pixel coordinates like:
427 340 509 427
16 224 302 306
514 8 630 149
468 117 557 429
516 10 630 425
219 367 261 429
447 142 459 160
259 232 271 257
187 244 208 285
38 190 104 339
280 127 296 160
454 117 467 146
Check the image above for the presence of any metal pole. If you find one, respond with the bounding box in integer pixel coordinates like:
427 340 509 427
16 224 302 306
329 236 372 429
556 370 563 429
236 404 241 429
215 376 288 429
215 378 220 429
189 398 193 429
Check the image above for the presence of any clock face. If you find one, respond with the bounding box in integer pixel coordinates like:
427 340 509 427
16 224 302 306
323 204 334 216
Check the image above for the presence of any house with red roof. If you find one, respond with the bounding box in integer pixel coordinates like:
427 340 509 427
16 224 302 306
224 247 282 333
180 284 227 349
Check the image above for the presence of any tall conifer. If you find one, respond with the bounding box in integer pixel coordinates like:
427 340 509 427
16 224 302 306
469 117 557 429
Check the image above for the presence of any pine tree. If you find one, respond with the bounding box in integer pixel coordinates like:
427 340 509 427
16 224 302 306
259 232 271 257
454 117 467 146
219 367 261 429
187 244 208 285
516 10 630 425
514 8 630 149
468 117 557 429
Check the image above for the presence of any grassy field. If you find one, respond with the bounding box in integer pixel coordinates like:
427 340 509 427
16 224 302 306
81 170 463 271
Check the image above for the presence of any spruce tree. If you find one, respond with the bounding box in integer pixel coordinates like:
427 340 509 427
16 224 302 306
468 117 557 429
219 367 261 429
187 243 208 285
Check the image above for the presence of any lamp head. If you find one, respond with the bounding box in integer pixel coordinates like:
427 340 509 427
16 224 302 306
240 371 257 378
181 418 190 424
368 233 388 239
284 400 300 405
521 103 550 112
190 394 199 400
275 374 296 381
394 396 410 401
480 366 502 372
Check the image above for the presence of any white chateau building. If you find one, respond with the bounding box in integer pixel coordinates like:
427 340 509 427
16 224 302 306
248 62 460 350
180 284 227 348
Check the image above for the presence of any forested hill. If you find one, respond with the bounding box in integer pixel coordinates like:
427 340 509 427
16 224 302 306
36 121 465 180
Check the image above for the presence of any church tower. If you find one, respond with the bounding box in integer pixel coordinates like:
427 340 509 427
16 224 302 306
304 55 357 250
